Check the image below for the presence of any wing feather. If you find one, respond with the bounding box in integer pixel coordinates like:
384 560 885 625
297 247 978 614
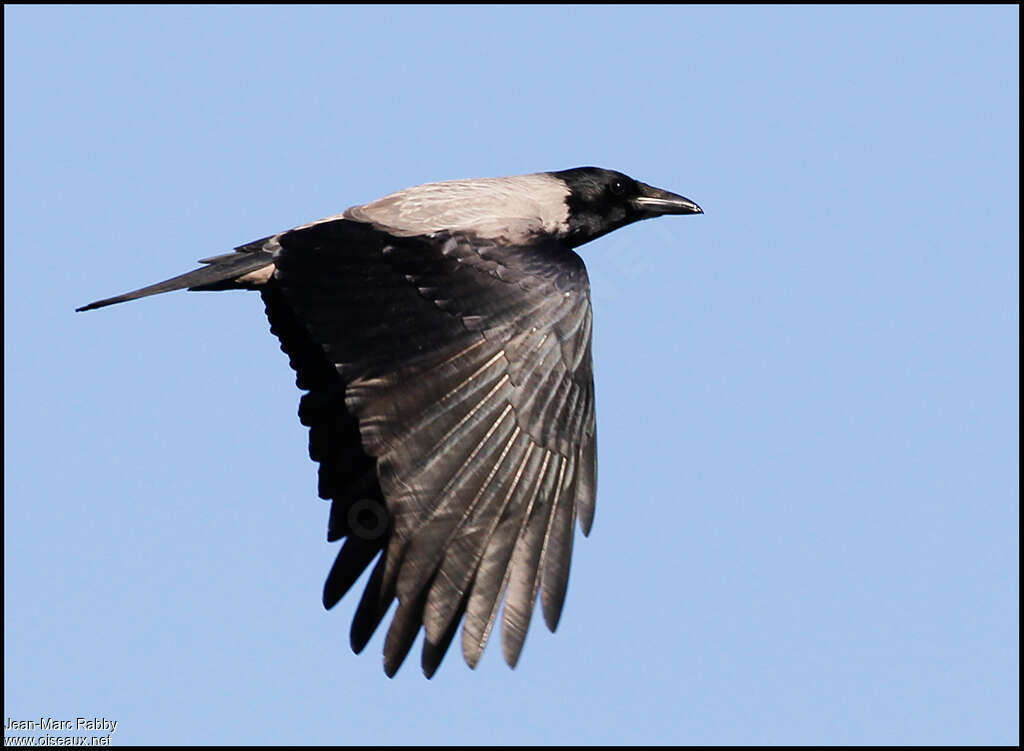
500 451 562 667
460 443 542 667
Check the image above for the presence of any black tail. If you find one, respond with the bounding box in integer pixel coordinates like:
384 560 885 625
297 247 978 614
76 247 275 312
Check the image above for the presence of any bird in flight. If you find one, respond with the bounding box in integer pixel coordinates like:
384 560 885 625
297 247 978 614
78 167 702 677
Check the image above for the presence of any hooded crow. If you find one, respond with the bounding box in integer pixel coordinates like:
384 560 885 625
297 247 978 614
77 167 702 677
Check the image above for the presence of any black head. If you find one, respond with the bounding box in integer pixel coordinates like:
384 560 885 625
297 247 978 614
552 167 702 248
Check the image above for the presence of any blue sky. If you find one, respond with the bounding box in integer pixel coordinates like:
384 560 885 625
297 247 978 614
4 5 1018 745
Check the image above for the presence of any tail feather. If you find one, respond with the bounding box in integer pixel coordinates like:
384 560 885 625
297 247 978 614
76 249 275 312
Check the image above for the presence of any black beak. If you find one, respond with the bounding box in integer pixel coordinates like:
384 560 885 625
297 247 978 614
633 183 703 216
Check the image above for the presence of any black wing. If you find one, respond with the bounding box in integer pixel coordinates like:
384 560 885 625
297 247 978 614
266 219 597 677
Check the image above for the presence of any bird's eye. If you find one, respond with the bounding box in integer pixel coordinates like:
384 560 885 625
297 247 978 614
610 179 626 196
